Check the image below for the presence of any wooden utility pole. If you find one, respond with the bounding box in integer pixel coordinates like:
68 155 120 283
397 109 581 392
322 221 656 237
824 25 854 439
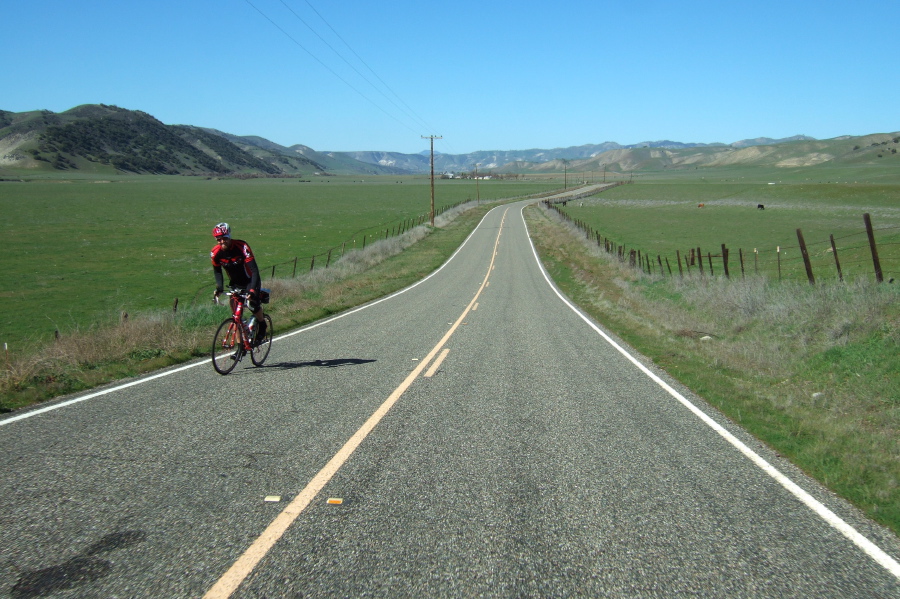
473 163 480 204
423 135 442 225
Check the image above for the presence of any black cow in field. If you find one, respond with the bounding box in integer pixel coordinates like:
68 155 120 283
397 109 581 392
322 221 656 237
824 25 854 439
757 204 765 210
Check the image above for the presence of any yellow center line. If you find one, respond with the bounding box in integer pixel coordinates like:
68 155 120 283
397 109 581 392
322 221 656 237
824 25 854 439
203 207 509 599
424 349 450 378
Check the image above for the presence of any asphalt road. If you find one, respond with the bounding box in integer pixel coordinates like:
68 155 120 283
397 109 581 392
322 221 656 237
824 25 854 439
2 198 899 598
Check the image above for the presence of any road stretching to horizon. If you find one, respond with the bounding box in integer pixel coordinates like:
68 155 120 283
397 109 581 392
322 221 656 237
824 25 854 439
2 192 899 597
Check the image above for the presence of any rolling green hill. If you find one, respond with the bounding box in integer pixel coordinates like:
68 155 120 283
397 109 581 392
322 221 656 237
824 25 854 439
494 133 900 176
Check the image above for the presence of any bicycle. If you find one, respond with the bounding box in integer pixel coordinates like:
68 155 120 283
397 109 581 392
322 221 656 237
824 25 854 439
211 289 273 375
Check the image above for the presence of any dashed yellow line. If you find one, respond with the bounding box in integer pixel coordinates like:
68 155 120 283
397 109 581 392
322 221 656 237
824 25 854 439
203 208 509 599
424 349 450 378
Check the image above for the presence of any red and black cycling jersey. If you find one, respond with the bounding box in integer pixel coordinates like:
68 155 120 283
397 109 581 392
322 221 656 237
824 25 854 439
211 239 261 292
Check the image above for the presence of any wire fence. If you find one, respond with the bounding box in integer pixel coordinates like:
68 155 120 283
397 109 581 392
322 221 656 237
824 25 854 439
185 189 575 310
260 186 574 279
261 199 470 279
545 201 900 285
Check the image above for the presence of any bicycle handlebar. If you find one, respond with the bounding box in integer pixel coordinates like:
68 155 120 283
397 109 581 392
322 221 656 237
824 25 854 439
214 289 252 306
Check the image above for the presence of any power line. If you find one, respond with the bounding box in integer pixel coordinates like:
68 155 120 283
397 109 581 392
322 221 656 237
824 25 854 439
243 0 422 137
278 0 436 135
298 0 438 135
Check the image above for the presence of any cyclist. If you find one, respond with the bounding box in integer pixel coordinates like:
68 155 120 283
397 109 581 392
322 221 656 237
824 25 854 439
210 222 267 343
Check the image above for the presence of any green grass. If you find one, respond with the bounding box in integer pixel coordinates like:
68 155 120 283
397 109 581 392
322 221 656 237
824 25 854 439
558 180 900 283
1 175 558 344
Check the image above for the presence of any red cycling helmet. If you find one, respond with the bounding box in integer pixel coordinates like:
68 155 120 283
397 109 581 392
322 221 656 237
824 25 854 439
212 222 231 238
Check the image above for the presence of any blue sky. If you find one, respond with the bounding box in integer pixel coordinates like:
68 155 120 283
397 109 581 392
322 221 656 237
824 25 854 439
4 1 898 154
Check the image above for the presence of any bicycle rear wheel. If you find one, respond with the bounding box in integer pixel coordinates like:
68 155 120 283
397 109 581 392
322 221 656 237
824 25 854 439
212 319 243 375
250 315 273 366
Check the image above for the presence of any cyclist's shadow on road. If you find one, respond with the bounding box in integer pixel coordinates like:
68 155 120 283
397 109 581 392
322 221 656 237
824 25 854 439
265 358 376 370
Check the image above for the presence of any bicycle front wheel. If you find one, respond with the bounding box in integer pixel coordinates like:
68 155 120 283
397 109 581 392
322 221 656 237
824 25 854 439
250 315 273 366
212 319 243 375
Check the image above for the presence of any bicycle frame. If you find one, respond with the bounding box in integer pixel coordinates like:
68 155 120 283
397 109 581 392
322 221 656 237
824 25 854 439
225 292 254 352
212 290 272 375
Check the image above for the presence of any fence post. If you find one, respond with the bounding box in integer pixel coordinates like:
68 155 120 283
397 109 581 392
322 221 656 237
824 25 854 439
326 249 332 268
721 244 730 279
292 257 298 278
777 246 781 280
796 228 815 285
863 213 884 283
676 250 684 277
707 253 714 276
698 247 704 275
739 249 745 278
310 255 315 272
271 264 276 278
830 234 843 282
173 298 178 314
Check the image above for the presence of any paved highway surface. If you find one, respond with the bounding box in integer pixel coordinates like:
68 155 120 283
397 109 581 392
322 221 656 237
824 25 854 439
2 197 899 597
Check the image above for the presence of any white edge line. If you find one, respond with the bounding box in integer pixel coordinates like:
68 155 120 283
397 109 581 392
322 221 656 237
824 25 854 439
0 362 203 427
519 204 900 580
1 209 500 429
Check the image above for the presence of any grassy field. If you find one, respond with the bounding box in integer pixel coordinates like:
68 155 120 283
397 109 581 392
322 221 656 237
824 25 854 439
1 174 559 345
558 176 900 283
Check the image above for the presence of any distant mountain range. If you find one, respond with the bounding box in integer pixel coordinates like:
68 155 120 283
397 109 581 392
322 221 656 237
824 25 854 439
1 104 897 177
338 136 820 173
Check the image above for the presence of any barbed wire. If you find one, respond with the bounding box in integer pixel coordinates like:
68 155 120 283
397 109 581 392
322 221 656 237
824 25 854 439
548 202 898 283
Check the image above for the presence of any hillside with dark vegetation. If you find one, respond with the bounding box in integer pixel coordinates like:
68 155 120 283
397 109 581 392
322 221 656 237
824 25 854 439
0 105 403 176
36 107 281 174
